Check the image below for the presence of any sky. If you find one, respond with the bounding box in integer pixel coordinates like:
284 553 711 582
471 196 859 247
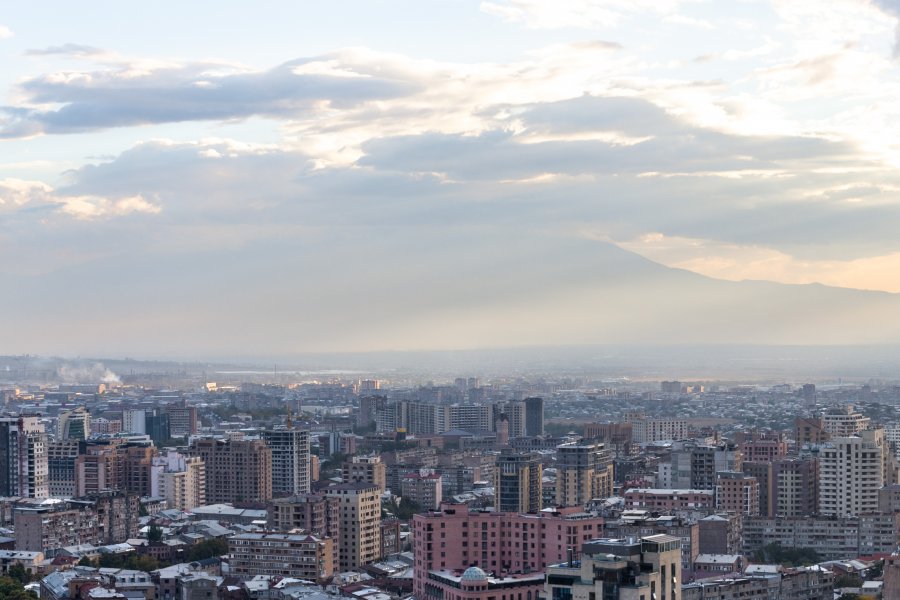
2 1 900 359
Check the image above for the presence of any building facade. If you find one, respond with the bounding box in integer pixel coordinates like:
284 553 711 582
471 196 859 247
494 451 542 514
263 427 311 496
324 483 382 571
555 441 614 507
0 416 48 498
229 532 333 582
188 438 272 503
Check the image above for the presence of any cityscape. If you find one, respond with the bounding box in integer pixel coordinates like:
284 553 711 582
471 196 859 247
0 360 895 599
4 1 900 600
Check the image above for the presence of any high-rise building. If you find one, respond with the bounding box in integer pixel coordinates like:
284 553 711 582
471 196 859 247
188 438 272 504
0 416 49 498
146 411 170 446
411 502 605 600
14 491 140 553
715 471 760 516
555 441 614 507
628 415 689 444
819 428 890 517
358 395 387 429
795 416 829 445
822 404 870 437
342 455 386 492
773 457 818 518
668 443 743 491
324 483 382 571
524 397 544 437
544 536 682 600
263 428 311 496
155 451 206 511
400 470 442 509
583 422 633 457
73 438 157 497
58 407 91 440
47 440 79 498
495 401 526 438
494 450 541 513
121 409 146 435
268 493 340 567
164 402 198 438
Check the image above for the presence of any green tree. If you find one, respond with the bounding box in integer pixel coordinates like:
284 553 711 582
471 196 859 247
147 522 163 542
186 538 228 562
6 563 30 584
98 553 125 569
77 556 95 567
394 497 423 520
834 574 863 588
124 554 160 572
0 576 38 600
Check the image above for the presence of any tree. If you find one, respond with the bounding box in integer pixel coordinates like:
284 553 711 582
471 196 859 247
186 538 228 562
124 554 160 572
752 542 821 567
0 576 37 600
7 563 30 584
77 556 95 567
834 574 863 589
147 522 163 542
394 497 423 520
98 553 125 569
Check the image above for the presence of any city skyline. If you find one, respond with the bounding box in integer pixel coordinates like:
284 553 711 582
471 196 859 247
2 1 900 357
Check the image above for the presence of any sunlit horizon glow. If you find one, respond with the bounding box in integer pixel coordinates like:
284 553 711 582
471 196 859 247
2 1 900 356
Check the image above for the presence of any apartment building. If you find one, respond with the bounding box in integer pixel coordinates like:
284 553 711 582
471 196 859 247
411 502 605 599
324 483 382 571
188 438 272 503
229 532 333 582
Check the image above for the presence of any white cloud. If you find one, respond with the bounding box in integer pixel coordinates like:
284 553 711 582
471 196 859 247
479 0 685 29
0 25 12 39
0 177 160 220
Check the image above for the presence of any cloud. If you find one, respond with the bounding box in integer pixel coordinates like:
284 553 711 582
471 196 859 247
25 43 106 57
480 0 685 29
0 25 12 39
0 177 160 220
870 0 900 57
0 54 418 138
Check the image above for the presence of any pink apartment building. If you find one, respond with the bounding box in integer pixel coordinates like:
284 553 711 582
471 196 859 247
412 503 605 600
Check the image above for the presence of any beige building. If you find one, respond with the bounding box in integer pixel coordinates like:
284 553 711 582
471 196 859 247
627 415 689 444
229 532 333 582
188 438 272 503
544 535 681 600
494 450 542 513
325 483 382 571
157 454 206 511
822 404 870 437
819 428 891 517
716 471 760 516
555 441 614 507
341 455 386 492
268 493 340 566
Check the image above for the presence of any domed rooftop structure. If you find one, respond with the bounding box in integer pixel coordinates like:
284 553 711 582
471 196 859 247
460 566 488 582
